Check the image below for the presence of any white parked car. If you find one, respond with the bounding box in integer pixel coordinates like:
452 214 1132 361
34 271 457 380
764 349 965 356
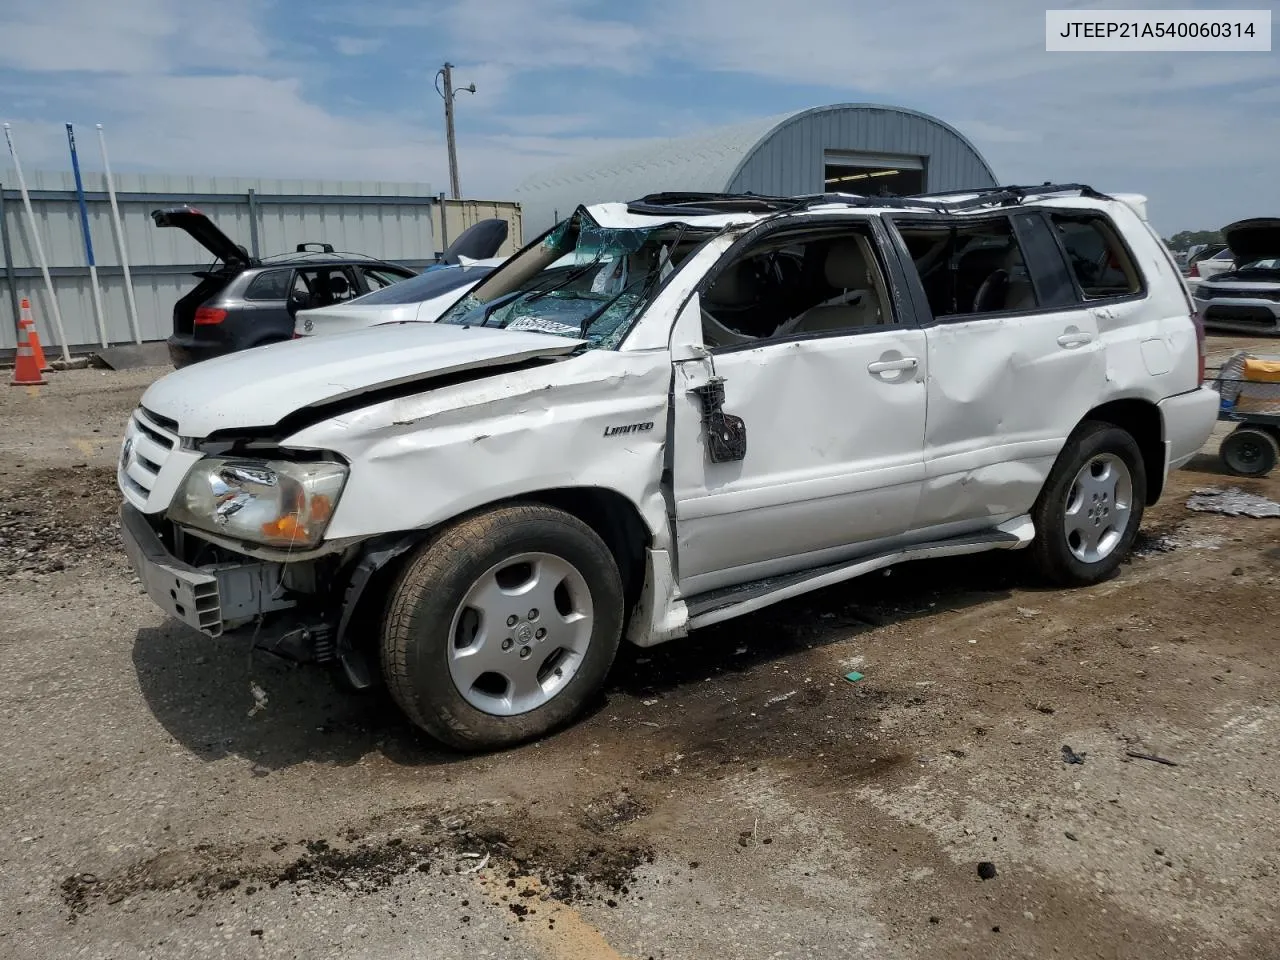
117 184 1218 750
1193 247 1237 281
293 257 504 338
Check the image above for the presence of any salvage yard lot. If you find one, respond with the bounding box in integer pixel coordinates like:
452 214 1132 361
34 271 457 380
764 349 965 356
2 339 1278 960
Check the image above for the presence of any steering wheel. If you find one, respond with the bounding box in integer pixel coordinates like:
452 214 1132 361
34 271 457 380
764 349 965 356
701 307 757 348
972 269 1010 313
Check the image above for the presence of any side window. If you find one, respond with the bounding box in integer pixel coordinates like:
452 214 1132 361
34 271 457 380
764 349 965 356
361 267 405 291
897 217 1038 319
1011 213 1078 309
244 269 293 301
699 228 894 349
295 267 358 308
1050 215 1142 299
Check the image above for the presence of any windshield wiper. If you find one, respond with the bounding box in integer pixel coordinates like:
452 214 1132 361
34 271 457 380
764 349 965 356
578 229 687 340
523 253 605 303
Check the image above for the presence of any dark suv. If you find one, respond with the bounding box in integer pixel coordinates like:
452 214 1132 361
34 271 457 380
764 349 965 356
154 207 417 368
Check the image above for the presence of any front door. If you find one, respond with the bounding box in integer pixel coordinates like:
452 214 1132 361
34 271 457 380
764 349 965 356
670 223 928 597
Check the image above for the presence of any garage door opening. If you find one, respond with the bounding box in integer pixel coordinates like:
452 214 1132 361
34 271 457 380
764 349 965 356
824 151 925 197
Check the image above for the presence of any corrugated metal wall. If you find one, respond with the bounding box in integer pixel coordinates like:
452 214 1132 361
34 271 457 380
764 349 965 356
0 170 522 352
728 106 996 196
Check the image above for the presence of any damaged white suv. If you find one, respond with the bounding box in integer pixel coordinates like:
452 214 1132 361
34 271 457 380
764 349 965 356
118 185 1218 750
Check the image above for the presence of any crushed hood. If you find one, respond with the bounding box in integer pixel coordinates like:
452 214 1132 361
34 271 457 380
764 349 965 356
140 322 583 438
1224 218 1280 263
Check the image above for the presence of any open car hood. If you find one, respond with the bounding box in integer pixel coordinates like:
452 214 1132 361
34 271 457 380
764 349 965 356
140 322 583 439
151 206 254 268
1224 218 1280 263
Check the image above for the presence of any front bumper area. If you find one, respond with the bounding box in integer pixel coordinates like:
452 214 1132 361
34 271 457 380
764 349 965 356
120 503 297 638
1195 298 1280 335
119 504 408 683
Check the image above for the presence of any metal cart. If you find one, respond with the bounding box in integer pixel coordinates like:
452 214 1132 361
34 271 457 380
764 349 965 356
1211 352 1280 477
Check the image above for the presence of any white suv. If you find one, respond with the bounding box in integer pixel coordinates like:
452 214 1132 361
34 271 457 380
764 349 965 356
117 185 1219 750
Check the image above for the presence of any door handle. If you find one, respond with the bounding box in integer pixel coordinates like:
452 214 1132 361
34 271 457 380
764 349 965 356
868 357 919 374
1057 332 1094 348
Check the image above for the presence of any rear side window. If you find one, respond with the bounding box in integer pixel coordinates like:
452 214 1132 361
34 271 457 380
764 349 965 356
1050 215 1143 300
361 267 408 291
896 217 1039 319
244 269 293 301
1011 213 1078 309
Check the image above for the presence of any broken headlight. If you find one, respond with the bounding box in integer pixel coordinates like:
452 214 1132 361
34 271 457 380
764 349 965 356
170 458 348 549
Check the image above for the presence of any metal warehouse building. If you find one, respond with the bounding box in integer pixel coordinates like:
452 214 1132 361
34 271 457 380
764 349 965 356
515 103 998 236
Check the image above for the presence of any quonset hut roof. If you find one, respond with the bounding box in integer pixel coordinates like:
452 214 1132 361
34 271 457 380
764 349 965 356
514 103 998 235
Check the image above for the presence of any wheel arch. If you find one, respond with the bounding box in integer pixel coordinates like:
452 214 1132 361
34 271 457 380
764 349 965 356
337 485 654 682
1079 397 1165 502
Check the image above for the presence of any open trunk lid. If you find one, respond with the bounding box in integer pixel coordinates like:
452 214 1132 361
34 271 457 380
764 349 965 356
1223 218 1280 264
152 207 255 269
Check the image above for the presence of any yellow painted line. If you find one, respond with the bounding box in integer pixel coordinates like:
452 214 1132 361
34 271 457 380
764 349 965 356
475 871 631 960
73 439 96 458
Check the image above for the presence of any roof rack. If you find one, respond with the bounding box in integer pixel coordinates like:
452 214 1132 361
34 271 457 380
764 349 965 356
626 192 809 217
258 250 386 265
625 183 1114 220
627 190 949 217
911 183 1113 210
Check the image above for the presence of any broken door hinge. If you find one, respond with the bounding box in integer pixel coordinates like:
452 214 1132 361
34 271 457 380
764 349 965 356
691 377 746 463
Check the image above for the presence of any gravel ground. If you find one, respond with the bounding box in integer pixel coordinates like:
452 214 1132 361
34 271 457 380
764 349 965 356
1 342 1279 960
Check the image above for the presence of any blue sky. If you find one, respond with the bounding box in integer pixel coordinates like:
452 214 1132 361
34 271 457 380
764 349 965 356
1 0 1277 234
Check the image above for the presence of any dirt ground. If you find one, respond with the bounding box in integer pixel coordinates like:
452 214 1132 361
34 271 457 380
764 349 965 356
1 337 1279 960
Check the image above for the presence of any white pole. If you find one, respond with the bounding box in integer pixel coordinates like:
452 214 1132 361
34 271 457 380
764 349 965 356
3 123 71 361
96 124 140 345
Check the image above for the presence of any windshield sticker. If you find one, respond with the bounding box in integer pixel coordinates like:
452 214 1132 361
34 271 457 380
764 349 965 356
507 316 583 337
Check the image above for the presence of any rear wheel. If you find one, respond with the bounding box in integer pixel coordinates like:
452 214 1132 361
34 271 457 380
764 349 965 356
380 504 623 751
1220 426 1279 477
1030 421 1147 586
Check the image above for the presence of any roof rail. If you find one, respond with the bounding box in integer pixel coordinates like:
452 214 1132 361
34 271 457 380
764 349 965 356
912 183 1113 210
626 192 807 216
625 184 1114 220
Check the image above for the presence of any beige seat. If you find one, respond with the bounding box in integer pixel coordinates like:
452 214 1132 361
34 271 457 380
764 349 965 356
972 245 1038 313
701 261 762 348
784 241 881 335
1002 246 1038 311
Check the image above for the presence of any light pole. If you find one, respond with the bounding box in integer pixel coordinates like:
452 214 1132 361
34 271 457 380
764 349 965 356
435 63 475 200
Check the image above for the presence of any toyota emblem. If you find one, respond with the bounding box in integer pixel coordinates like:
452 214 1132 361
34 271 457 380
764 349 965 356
120 437 133 472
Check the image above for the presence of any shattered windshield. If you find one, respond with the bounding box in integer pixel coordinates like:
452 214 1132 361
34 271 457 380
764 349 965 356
436 209 715 349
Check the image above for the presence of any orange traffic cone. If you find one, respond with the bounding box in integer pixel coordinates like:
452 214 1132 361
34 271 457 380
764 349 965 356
10 324 47 386
18 298 49 371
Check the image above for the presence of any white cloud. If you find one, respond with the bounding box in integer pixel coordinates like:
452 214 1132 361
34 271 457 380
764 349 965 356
334 37 384 57
0 0 271 74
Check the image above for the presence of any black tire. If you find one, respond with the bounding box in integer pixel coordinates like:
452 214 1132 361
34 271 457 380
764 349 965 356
1029 421 1147 586
1220 427 1278 477
380 503 623 751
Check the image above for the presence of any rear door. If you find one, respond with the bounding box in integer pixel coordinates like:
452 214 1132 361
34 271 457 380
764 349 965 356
888 211 1107 536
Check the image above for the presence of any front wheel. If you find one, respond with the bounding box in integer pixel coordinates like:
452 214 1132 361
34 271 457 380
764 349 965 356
380 504 624 751
1029 421 1147 586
